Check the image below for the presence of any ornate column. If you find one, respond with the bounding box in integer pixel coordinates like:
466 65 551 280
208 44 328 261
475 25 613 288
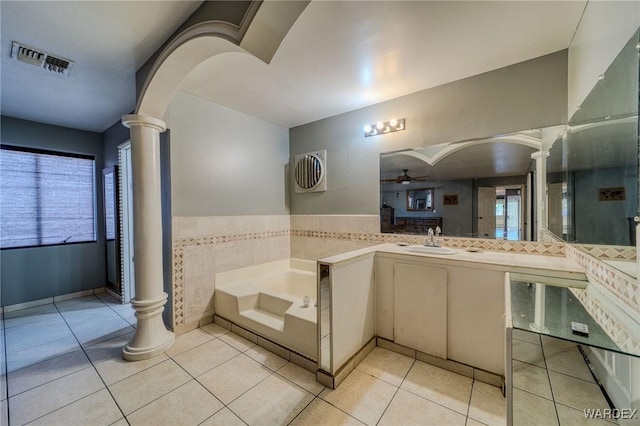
121 114 175 360
531 150 550 241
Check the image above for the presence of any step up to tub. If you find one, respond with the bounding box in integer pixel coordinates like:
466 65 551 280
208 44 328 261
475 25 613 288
214 258 318 359
240 308 285 331
238 292 292 332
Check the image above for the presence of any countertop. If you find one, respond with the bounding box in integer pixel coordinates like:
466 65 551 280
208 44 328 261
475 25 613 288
319 243 586 280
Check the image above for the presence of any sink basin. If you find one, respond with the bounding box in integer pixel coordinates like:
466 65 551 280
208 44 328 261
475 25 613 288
402 245 457 255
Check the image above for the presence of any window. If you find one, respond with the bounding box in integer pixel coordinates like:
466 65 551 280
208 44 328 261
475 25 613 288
0 145 96 249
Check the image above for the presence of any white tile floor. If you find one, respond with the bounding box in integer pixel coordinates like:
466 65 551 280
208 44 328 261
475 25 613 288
511 330 616 426
0 293 507 426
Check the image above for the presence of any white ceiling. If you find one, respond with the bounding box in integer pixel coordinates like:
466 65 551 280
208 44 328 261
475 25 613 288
1 1 202 132
1 1 586 133
180 0 586 128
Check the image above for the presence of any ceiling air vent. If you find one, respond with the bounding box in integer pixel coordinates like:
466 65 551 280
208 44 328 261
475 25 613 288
294 150 327 193
10 41 74 76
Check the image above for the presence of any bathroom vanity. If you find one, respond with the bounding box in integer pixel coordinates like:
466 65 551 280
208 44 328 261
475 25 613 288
316 243 587 388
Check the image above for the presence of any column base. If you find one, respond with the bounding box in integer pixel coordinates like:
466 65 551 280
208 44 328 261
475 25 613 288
123 293 175 361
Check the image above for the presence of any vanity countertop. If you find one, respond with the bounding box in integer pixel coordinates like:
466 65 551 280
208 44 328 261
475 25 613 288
319 243 586 279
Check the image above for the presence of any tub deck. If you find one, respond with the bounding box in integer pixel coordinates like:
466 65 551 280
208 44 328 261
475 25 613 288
214 259 318 359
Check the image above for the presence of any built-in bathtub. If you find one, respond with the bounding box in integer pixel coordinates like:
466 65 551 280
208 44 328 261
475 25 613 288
214 258 317 360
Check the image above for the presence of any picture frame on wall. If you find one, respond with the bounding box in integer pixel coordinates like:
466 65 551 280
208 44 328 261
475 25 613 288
598 187 625 201
443 194 458 205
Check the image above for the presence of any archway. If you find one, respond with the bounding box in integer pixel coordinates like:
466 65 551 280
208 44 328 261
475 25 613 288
121 1 309 360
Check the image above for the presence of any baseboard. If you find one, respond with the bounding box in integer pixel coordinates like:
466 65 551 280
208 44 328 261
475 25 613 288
2 287 107 313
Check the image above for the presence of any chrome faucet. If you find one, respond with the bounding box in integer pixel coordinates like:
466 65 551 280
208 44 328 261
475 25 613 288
425 228 441 247
424 227 442 247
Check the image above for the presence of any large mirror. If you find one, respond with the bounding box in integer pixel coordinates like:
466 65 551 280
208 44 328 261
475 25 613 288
380 127 564 240
547 29 639 249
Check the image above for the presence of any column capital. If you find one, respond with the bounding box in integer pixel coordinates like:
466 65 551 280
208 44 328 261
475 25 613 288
122 114 166 133
530 150 550 160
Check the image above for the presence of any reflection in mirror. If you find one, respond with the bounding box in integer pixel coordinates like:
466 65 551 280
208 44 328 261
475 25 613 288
380 128 564 240
547 29 639 248
407 188 434 211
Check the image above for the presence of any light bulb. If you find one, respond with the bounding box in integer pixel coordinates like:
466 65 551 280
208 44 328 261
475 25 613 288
390 118 398 127
376 122 384 130
363 124 372 133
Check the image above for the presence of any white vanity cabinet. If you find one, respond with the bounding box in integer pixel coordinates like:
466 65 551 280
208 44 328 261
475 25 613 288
375 254 506 375
447 265 505 375
394 262 448 358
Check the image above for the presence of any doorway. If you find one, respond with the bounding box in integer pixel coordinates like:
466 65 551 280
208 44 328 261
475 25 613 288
478 185 525 240
118 141 135 303
547 182 567 238
477 187 497 238
496 186 523 240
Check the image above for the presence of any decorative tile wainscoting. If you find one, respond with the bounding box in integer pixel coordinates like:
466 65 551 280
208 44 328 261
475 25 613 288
290 215 381 260
171 215 582 334
290 215 566 260
172 216 290 334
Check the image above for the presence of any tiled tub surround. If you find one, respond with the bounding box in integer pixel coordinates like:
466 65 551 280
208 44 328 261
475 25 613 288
172 215 291 334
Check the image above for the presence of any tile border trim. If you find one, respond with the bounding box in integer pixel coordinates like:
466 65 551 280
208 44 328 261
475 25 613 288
570 287 640 355
171 227 566 327
566 245 640 315
290 230 566 257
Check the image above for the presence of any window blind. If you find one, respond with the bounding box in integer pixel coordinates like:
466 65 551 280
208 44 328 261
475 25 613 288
0 146 96 249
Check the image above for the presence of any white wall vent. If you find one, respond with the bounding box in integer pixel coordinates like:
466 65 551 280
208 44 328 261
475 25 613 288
10 41 75 76
294 150 327 193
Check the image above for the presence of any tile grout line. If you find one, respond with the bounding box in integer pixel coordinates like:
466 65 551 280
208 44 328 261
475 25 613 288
373 357 416 425
167 334 274 424
389 361 476 420
220 353 317 417
118 337 281 424
466 380 476 425
52 297 130 424
176 331 325 426
540 340 562 426
197 407 249 426
102 298 137 329
6 297 126 425
127 335 236 422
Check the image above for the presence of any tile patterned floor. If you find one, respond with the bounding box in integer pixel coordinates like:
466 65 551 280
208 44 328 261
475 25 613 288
0 293 507 425
511 329 616 426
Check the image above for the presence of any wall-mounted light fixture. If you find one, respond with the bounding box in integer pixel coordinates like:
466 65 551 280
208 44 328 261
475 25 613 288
363 118 405 137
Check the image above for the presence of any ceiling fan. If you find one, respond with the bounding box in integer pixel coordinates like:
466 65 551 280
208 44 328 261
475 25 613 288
380 169 430 185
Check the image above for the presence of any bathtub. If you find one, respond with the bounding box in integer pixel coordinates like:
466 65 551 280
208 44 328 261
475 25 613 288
214 258 317 360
